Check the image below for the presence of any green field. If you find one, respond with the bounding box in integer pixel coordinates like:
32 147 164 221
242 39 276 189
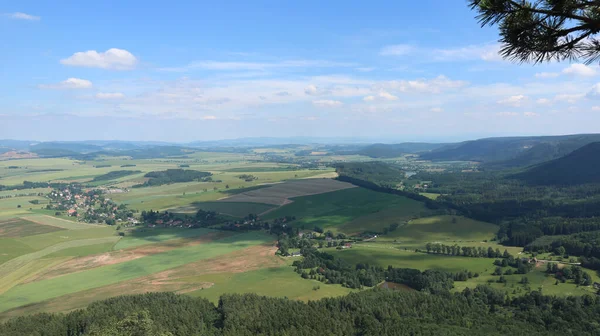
264 187 427 233
0 218 63 237
188 265 355 303
0 231 272 312
173 201 275 218
113 227 218 250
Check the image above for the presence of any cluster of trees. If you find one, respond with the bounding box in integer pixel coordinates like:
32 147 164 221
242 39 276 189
91 170 141 182
546 263 592 286
0 180 74 192
236 174 257 182
5 288 600 335
141 209 221 228
291 248 458 291
425 243 509 259
133 169 212 187
526 230 600 260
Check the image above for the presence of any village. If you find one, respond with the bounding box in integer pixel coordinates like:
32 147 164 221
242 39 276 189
46 185 137 225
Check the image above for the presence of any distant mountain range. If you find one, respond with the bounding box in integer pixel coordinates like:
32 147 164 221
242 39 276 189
512 142 600 185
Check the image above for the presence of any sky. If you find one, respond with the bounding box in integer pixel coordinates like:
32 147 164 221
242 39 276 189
1 0 600 142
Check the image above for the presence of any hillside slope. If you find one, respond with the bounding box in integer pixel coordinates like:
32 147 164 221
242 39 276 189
420 134 600 167
512 142 600 185
355 143 448 158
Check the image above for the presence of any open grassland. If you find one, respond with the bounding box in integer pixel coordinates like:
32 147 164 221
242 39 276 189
264 187 427 233
0 197 47 218
0 218 63 237
218 178 355 206
377 215 499 247
113 227 220 250
0 231 272 313
20 214 99 230
174 201 275 218
188 265 355 303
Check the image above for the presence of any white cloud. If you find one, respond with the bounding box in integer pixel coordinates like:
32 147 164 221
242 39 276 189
5 12 40 20
592 106 600 111
587 84 600 99
535 72 559 78
555 93 584 103
60 48 138 70
430 107 443 112
536 98 551 105
313 99 343 107
434 43 502 62
497 95 527 107
39 78 93 89
562 63 596 77
304 85 331 96
363 91 398 102
202 115 217 120
524 112 540 117
497 112 519 117
356 67 375 72
380 44 414 56
377 75 467 94
96 92 125 99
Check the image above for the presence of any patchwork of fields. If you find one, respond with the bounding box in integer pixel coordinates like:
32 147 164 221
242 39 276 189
0 150 596 321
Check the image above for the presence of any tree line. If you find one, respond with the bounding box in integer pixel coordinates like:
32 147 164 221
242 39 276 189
4 288 600 335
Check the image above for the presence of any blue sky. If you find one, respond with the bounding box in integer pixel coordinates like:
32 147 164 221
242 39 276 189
1 0 599 142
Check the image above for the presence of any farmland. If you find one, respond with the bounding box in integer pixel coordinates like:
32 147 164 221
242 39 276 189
1 147 598 323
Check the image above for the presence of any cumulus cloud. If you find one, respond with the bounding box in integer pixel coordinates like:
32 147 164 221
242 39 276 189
304 85 330 96
380 44 414 56
363 91 398 102
202 115 217 120
96 92 125 99
562 63 596 77
524 112 540 117
535 72 559 78
313 99 343 107
39 78 93 89
497 95 527 107
5 12 40 20
60 48 138 70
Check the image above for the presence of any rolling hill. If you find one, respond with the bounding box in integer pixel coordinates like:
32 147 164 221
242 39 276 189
353 143 449 158
420 134 600 168
512 142 600 185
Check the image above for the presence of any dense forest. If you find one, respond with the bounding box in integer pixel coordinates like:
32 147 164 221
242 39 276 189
133 169 212 187
3 289 600 335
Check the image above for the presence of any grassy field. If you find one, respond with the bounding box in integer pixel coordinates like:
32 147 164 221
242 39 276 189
264 187 427 233
173 201 275 218
0 231 272 312
0 218 64 237
113 227 217 250
187 265 355 303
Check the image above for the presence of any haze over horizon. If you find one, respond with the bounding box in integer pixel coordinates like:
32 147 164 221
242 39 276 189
3 0 600 142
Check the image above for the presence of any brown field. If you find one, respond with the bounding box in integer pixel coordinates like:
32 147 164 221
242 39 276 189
218 178 356 206
378 281 414 291
0 243 282 319
25 231 233 283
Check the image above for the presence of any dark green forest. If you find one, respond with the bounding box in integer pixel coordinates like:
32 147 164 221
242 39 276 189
133 169 212 187
3 289 600 336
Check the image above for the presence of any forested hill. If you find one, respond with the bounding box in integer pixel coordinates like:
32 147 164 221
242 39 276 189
419 134 600 168
352 142 449 158
3 289 600 335
512 142 600 186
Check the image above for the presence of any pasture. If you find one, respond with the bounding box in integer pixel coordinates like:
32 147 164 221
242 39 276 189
0 231 272 313
264 187 427 232
0 218 63 238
